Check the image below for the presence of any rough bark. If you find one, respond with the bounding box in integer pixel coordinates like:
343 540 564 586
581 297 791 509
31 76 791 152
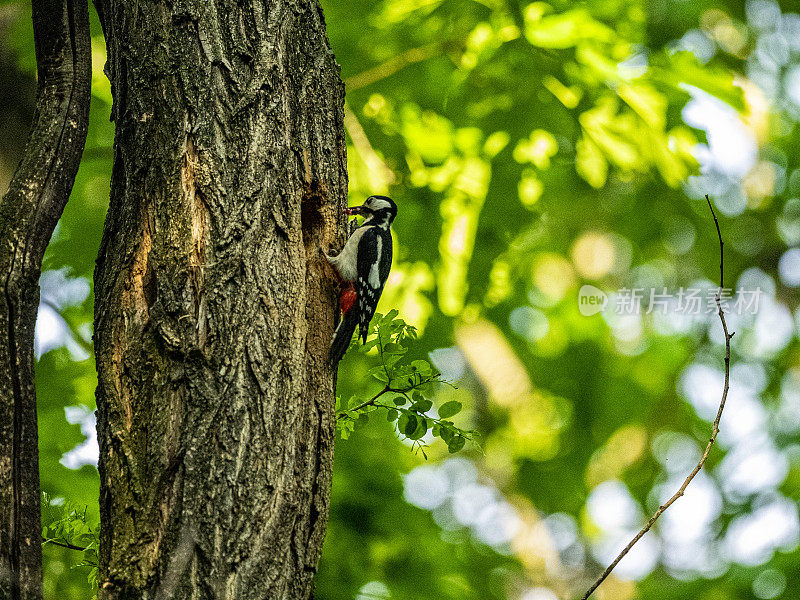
0 1 91 599
93 1 347 598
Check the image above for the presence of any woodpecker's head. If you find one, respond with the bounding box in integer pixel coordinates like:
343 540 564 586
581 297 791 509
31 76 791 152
346 195 397 228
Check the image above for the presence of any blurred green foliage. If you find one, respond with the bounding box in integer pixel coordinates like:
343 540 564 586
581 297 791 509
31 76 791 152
2 0 800 598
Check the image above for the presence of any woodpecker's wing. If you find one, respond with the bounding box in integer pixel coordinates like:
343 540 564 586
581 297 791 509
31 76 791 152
355 227 393 343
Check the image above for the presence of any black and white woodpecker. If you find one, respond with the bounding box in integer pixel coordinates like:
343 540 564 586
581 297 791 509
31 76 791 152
325 195 397 363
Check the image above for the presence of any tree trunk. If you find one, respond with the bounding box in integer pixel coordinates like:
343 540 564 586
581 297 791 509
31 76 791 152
93 1 346 598
0 1 91 598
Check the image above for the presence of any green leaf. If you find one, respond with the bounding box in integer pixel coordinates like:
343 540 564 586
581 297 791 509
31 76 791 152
362 338 380 351
439 423 456 443
381 309 399 323
576 136 608 188
410 360 432 375
371 369 390 383
393 396 408 406
417 379 436 395
387 409 399 422
397 413 410 434
336 396 354 411
410 398 433 413
438 401 463 419
384 352 403 366
408 417 428 440
392 375 414 388
524 8 614 49
354 413 370 430
338 419 354 440
447 435 466 453
382 342 405 355
403 414 418 436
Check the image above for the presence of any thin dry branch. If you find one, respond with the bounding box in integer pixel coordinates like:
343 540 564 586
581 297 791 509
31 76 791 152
581 195 734 599
344 42 444 92
41 538 87 552
343 102 396 186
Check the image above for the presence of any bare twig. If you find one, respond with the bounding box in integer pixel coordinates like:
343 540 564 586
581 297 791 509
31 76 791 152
344 42 445 92
343 42 455 190
340 385 392 417
336 375 440 418
41 537 87 552
582 195 734 599
343 102 396 186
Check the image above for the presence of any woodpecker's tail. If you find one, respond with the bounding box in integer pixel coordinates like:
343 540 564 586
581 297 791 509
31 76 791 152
330 309 358 364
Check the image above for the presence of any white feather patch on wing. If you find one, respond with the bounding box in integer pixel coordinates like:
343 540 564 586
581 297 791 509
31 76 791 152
368 236 382 289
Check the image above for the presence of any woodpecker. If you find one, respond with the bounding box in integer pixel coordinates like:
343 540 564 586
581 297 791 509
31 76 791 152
326 195 396 363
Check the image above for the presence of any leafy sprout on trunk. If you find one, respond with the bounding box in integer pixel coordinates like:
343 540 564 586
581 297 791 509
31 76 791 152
336 311 478 457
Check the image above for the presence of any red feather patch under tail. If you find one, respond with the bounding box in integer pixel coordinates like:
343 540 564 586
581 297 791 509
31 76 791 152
340 283 357 314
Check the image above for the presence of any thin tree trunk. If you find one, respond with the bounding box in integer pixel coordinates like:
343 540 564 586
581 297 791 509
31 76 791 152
93 1 346 598
0 1 91 598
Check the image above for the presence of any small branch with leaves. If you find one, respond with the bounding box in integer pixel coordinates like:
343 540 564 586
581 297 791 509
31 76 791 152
41 492 100 589
582 195 734 599
336 311 477 457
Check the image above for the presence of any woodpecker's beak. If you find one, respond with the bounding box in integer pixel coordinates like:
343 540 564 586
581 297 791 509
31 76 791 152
345 205 366 216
